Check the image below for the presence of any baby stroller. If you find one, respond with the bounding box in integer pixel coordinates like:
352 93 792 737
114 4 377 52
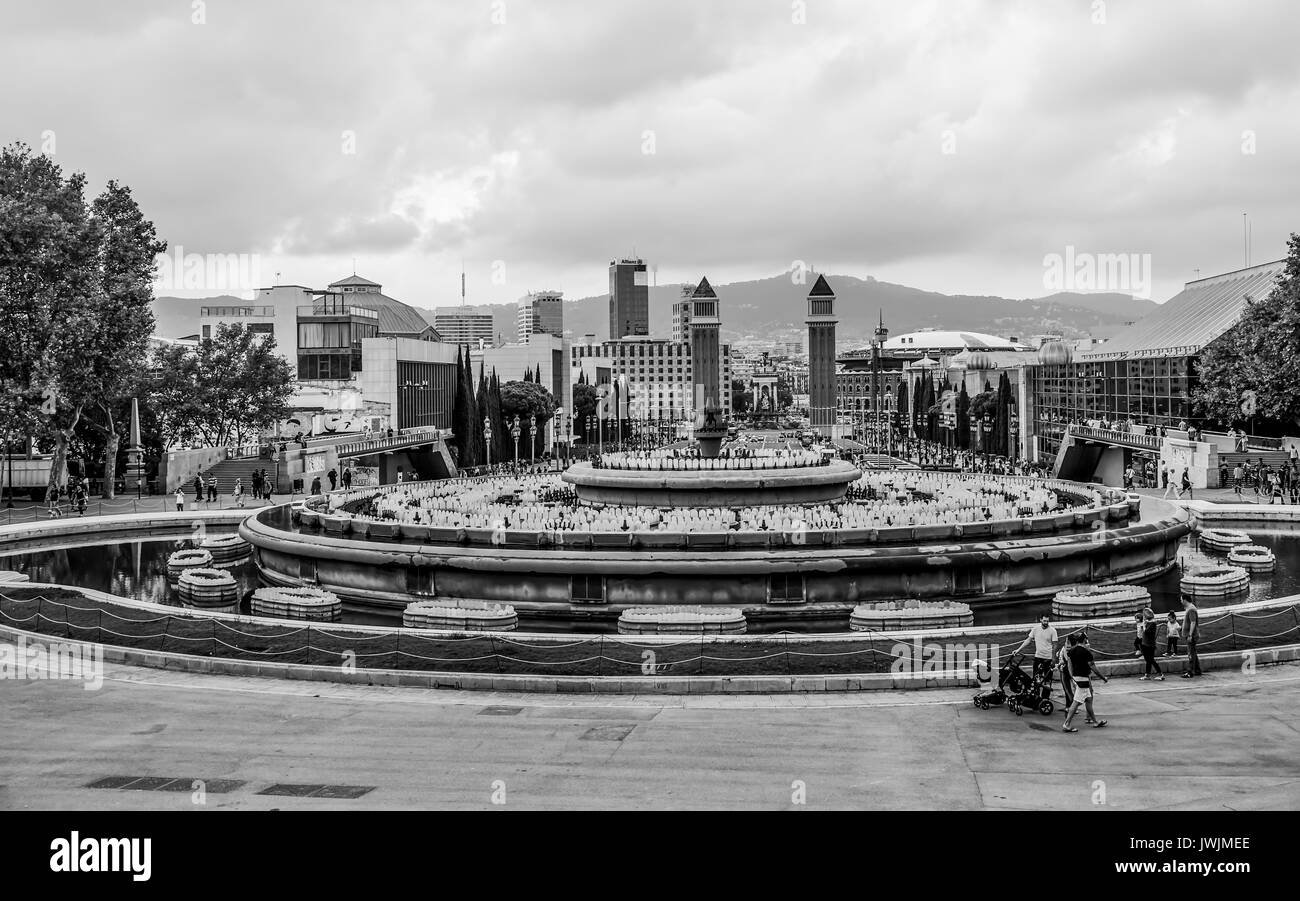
972 653 1056 716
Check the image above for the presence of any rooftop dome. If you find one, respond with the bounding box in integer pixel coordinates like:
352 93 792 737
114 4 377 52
883 330 1025 353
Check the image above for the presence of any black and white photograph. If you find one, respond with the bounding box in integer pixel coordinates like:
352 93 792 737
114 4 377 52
0 0 1295 879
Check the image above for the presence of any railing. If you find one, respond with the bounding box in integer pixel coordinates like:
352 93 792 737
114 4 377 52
335 427 444 458
1067 425 1161 451
1202 430 1285 451
296 304 379 320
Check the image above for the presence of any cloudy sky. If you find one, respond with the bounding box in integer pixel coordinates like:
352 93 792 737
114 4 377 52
5 0 1299 309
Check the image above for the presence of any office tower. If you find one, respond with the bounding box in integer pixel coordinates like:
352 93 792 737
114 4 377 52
608 258 649 339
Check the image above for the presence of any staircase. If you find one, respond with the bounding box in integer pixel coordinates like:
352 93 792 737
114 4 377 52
194 459 281 495
1217 450 1291 470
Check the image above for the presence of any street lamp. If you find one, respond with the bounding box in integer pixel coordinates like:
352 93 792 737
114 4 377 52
528 413 536 463
483 415 493 469
510 415 521 470
553 406 564 469
4 430 13 509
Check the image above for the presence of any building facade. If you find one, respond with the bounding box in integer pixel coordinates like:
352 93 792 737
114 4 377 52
1028 260 1285 463
516 290 564 343
608 258 649 339
570 336 732 423
433 310 495 347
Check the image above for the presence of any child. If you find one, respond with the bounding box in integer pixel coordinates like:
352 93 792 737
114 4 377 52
1164 611 1180 657
1132 612 1144 657
174 487 185 512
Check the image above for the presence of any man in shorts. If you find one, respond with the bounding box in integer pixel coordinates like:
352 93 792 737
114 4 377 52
1063 632 1109 732
1015 615 1059 684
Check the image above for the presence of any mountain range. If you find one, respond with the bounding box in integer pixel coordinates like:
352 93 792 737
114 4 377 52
151 272 1156 349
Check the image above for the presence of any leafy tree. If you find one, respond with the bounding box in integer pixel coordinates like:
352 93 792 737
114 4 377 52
500 379 556 459
0 144 165 494
1193 233 1300 432
148 322 295 449
731 381 752 415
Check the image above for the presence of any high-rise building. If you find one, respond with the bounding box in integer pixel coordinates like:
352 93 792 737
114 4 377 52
517 290 564 343
608 258 649 339
806 273 838 432
433 310 496 347
671 284 693 343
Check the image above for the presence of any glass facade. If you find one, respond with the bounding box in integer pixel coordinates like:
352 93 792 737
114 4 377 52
295 314 379 381
1031 356 1195 460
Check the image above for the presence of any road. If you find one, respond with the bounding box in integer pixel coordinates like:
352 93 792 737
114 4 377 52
3 651 1298 810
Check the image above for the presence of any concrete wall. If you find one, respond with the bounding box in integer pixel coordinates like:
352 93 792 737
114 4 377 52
159 446 226 492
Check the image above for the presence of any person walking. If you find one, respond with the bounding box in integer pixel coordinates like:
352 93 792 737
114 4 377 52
174 487 185 512
310 475 322 496
1164 611 1180 657
1015 615 1059 684
1178 468 1192 500
1062 632 1109 732
207 476 218 504
1138 608 1164 681
233 478 244 508
1181 597 1203 678
1056 636 1075 711
1162 464 1175 499
342 467 353 490
194 474 204 503
1233 463 1244 499
327 468 338 491
251 469 262 500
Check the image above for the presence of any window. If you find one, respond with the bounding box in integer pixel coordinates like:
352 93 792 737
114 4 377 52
953 567 982 595
571 575 604 603
770 573 805 603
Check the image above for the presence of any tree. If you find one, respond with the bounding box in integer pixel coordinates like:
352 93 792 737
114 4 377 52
776 376 793 411
956 382 970 450
572 382 598 433
500 379 556 459
731 381 751 416
1193 233 1300 432
148 322 295 449
0 145 166 495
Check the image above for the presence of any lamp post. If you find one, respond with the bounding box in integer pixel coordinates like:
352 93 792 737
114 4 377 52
510 415 521 471
528 413 536 463
553 406 564 470
4 430 13 509
483 415 493 469
1010 404 1020 464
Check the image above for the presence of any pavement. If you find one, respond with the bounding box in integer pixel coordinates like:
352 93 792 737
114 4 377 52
0 493 288 527
3 649 1298 810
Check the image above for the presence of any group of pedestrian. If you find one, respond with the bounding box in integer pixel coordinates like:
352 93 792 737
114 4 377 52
1010 600 1204 735
1159 464 1194 500
183 470 277 511
46 480 90 518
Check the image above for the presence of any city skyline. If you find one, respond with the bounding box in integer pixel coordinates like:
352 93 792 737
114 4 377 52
5 1 1299 310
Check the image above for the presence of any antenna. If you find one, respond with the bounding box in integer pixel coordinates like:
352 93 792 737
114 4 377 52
461 261 466 308
1243 213 1248 268
352 257 356 276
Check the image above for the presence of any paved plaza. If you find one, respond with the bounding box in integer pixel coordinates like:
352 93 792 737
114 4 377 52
3 649 1298 811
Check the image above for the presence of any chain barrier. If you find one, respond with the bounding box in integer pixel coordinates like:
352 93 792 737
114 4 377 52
2 588 1299 678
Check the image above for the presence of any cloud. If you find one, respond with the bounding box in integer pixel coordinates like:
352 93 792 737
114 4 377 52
4 0 1298 310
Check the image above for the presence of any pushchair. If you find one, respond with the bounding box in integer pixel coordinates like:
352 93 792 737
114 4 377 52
972 652 1056 716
